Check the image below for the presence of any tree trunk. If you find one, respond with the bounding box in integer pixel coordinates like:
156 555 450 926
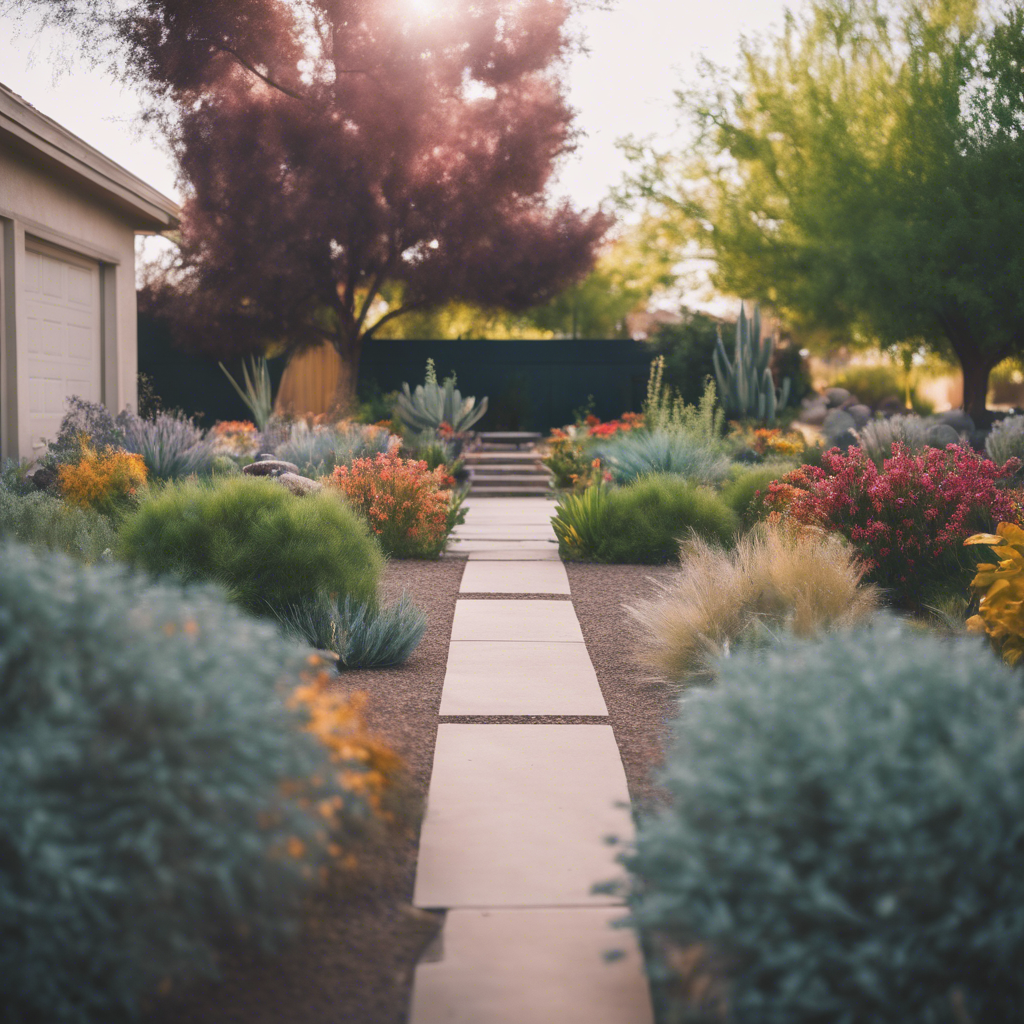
960 357 992 423
331 333 362 417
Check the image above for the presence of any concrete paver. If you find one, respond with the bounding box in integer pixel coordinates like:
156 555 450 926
459 560 570 595
409 908 653 1024
465 548 562 561
451 599 584 643
439 641 607 716
413 725 632 908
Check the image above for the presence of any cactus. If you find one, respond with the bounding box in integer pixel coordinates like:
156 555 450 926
713 303 791 423
395 359 488 433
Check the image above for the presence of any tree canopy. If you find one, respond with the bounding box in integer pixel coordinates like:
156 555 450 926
9 0 611 403
622 0 1024 417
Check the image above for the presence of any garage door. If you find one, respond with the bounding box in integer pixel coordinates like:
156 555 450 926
24 243 102 452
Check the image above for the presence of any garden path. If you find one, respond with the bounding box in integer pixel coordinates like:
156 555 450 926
408 498 653 1024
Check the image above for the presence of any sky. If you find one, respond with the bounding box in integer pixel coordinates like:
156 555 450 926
0 0 798 212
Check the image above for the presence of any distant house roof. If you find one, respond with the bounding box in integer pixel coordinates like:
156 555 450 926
0 80 180 232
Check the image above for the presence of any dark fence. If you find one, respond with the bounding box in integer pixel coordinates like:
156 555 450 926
138 315 655 433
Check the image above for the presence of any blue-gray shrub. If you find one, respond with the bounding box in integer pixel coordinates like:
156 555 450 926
986 414 1024 468
43 395 129 467
275 591 427 668
0 543 364 1023
119 410 216 480
274 421 396 477
623 616 1024 1024
595 430 731 486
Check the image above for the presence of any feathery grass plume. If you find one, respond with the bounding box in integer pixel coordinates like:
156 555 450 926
275 591 427 669
631 522 879 681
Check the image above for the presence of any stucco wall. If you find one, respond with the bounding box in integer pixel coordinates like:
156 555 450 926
0 144 139 458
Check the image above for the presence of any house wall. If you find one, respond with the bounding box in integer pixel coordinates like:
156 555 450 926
0 144 138 460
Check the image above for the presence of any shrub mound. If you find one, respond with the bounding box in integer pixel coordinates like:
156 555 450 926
331 451 464 558
119 476 383 614
719 463 793 527
632 523 879 679
765 443 1022 607
0 489 117 562
553 475 737 564
0 542 393 1024
624 617 1024 1024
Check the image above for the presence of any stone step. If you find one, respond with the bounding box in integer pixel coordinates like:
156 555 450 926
463 451 545 463
469 486 552 497
468 473 553 485
477 432 543 447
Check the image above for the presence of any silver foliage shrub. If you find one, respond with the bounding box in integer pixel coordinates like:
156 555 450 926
274 421 397 477
623 617 1024 1024
0 543 366 1023
119 410 216 480
986 414 1024 467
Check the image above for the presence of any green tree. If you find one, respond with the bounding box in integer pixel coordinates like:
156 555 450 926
622 0 1024 419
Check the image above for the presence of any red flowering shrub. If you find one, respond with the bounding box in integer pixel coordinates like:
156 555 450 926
330 452 463 558
764 444 1023 607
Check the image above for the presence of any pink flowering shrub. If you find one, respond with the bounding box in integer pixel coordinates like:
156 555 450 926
331 451 464 558
764 444 1023 607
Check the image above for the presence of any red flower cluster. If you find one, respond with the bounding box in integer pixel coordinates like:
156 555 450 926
765 444 1023 606
587 412 645 438
331 451 457 558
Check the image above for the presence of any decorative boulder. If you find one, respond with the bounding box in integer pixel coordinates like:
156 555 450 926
876 396 907 417
925 423 961 448
243 459 300 478
847 404 872 428
276 473 324 497
822 408 856 442
935 410 976 434
825 387 854 408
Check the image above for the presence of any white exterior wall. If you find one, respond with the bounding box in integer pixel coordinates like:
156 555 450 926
0 144 139 460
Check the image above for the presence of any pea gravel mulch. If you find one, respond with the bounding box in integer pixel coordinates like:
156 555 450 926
147 557 680 1024
147 557 465 1024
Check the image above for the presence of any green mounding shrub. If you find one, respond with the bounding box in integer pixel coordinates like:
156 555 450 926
118 477 383 615
0 542 374 1024
595 430 731 487
119 410 216 480
276 591 427 669
553 476 738 564
720 463 794 527
274 421 397 477
0 489 116 562
623 616 1024 1024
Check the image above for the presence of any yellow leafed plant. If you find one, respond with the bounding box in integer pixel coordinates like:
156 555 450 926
57 435 147 515
965 523 1024 665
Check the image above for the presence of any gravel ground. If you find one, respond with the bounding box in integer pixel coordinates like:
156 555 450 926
147 557 465 1024
565 562 680 810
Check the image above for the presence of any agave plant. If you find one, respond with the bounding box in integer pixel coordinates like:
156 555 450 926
395 359 488 433
713 303 790 424
219 356 275 431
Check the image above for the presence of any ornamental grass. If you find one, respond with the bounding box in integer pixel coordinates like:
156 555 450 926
632 522 879 681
